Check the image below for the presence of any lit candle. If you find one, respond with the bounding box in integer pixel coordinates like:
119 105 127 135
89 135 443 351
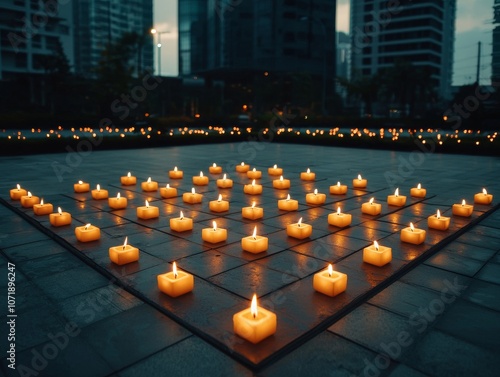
74 180 90 193
474 188 493 205
268 164 283 176
361 197 382 215
157 262 194 297
202 221 227 243
209 194 230 212
10 184 27 200
216 173 234 188
136 200 159 219
244 179 263 195
313 264 348 297
20 191 40 208
241 226 268 254
400 222 426 245
236 161 250 173
49 207 71 227
410 183 426 198
182 188 203 204
160 184 177 198
329 181 347 195
286 217 312 239
278 194 298 211
193 171 209 186
427 209 450 231
328 207 352 227
75 223 100 242
169 211 193 232
300 168 315 181
209 163 222 174
141 177 158 192
242 201 264 220
120 172 137 186
91 184 109 200
233 294 277 344
363 241 392 267
109 236 139 265
306 188 326 205
352 174 367 188
169 166 183 179
273 175 290 189
387 188 406 207
108 192 127 209
247 167 262 180
452 199 474 217
33 199 53 216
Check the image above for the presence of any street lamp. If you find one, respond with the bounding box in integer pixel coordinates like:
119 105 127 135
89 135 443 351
300 16 327 116
150 28 169 76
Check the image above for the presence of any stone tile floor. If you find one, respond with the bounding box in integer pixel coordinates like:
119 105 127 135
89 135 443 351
1 142 499 376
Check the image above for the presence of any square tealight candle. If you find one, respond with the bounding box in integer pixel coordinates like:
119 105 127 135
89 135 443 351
242 202 264 220
427 210 450 231
247 168 262 180
91 184 109 200
193 171 209 186
157 262 194 297
217 174 233 188
328 207 352 227
410 183 426 198
169 166 183 179
361 198 382 215
160 184 177 198
109 237 139 265
300 168 315 181
202 221 227 243
75 223 100 242
352 174 367 189
278 194 298 211
273 176 290 189
141 177 158 192
387 188 406 207
268 164 283 176
363 241 392 267
452 200 474 217
236 162 250 173
286 217 312 239
183 188 203 204
170 211 193 232
20 192 40 208
400 223 426 245
10 184 27 200
474 188 493 205
74 180 90 193
209 163 222 174
313 264 348 297
120 172 137 185
209 194 230 212
330 182 347 195
241 227 268 254
136 200 159 219
108 193 127 209
233 294 277 344
33 199 53 216
49 207 71 227
244 180 262 195
306 189 326 205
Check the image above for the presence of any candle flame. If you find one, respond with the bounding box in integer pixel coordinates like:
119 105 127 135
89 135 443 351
410 222 415 232
328 264 333 277
251 201 256 208
223 173 227 180
58 207 62 215
417 183 421 190
16 183 21 190
337 181 341 186
252 168 256 172
40 199 44 205
251 294 258 318
127 172 131 177
280 175 284 181
180 211 184 220
369 197 374 205
461 199 466 206
374 241 379 251
286 194 291 201
147 177 151 183
307 168 310 174
27 191 32 198
200 171 204 177
212 221 217 231
78 180 83 184
436 209 441 219
217 194 222 202
213 163 217 168
252 226 257 240
85 223 91 230
241 162 245 166
394 188 399 197
483 188 488 195
123 236 128 249
314 188 318 195
174 166 178 172
252 179 256 186
358 174 362 180
273 164 277 169
172 261 178 279
97 184 101 192
117 192 121 199
298 217 303 227
191 188 195 194
145 200 149 208
337 207 341 215
166 184 170 189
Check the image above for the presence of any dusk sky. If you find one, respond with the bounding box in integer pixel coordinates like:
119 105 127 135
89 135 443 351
154 0 494 86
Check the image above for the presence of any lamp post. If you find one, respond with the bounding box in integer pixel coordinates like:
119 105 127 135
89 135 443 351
300 16 327 116
150 28 168 76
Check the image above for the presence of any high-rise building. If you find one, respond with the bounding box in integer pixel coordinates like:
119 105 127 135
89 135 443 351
493 0 500 83
73 0 154 78
350 0 456 100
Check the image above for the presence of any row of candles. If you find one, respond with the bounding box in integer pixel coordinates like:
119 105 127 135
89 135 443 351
8 162 494 344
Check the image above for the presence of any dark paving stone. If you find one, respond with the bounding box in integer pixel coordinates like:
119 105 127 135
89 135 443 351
254 250 325 278
475 262 500 285
440 241 497 262
454 231 500 251
462 279 500 312
400 265 472 294
290 237 357 262
2 239 67 263
387 364 430 377
15 280 53 314
424 251 485 277
0 228 50 249
16 252 84 280
177 249 246 278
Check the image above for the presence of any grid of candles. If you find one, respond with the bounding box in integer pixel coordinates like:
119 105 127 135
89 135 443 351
9 164 494 344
